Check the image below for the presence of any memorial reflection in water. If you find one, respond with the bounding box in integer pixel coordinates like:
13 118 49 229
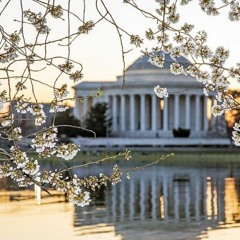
1 164 240 240
74 166 240 226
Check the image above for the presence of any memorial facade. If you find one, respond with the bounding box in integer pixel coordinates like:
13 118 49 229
73 54 226 139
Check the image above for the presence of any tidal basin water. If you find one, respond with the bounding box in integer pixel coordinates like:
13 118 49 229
1 163 240 240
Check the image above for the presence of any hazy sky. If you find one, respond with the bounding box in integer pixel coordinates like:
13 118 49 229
1 1 240 102
76 1 240 82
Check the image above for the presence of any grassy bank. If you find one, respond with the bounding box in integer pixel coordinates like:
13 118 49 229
36 148 240 168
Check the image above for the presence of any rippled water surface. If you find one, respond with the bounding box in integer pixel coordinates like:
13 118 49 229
1 164 240 240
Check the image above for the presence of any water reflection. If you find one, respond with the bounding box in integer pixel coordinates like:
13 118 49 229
73 166 240 239
1 165 240 240
74 166 240 224
225 178 240 223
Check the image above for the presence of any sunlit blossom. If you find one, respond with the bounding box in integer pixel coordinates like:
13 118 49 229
148 52 165 68
170 62 184 75
56 143 80 161
154 85 169 98
211 104 224 116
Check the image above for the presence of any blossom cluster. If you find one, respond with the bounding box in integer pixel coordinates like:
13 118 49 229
0 90 7 111
40 163 126 207
0 31 20 64
54 84 69 100
232 122 240 146
31 127 58 156
154 85 169 98
78 21 94 34
49 5 63 18
10 127 22 141
42 172 91 207
177 0 240 22
229 2 240 21
28 104 47 126
31 128 80 160
1 113 14 127
130 35 143 47
148 52 165 68
24 10 50 34
9 146 40 186
0 164 12 179
55 143 80 161
49 101 69 113
0 44 18 63
211 104 224 117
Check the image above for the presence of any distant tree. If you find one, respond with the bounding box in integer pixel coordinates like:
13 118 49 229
226 90 240 126
225 90 240 145
83 102 111 138
55 108 82 137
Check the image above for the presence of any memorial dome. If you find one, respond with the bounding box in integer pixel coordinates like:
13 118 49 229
126 52 191 71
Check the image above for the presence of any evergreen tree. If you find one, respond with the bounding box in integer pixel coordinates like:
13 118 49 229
55 108 82 137
84 102 111 137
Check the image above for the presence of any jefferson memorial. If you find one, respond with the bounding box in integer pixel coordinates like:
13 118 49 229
73 53 229 147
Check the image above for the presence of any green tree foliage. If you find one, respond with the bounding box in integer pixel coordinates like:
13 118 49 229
83 102 111 138
54 108 82 137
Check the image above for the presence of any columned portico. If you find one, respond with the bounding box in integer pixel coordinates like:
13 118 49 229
109 91 222 137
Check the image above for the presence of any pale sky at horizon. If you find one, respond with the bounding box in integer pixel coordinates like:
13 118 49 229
1 0 240 103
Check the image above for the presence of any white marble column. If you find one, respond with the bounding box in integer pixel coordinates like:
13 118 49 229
151 94 157 131
140 94 146 131
73 99 80 120
174 95 180 129
83 98 88 116
130 95 135 131
195 95 201 131
163 97 168 131
112 95 117 132
185 95 190 129
204 97 208 131
120 95 126 131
